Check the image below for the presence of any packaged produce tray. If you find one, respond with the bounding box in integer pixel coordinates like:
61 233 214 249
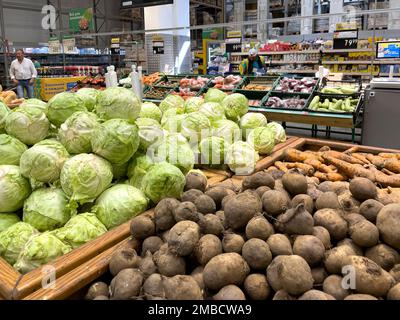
234 76 280 100
153 75 185 88
306 93 363 118
270 75 320 97
143 86 174 101
207 75 243 92
260 91 313 111
317 78 362 97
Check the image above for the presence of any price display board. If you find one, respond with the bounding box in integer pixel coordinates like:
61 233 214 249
333 29 358 50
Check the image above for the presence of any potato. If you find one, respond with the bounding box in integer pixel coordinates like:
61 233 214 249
331 181 350 195
221 194 236 210
376 203 400 249
126 237 141 253
343 255 394 297
267 234 293 256
242 172 275 190
311 267 328 285
245 214 274 241
205 187 235 208
322 275 350 300
168 221 200 256
318 181 334 193
365 244 400 271
182 189 203 203
142 273 165 299
387 283 400 300
242 238 272 270
292 194 314 214
276 203 314 235
337 239 363 256
298 290 335 300
312 226 331 250
315 192 340 210
256 186 271 198
198 214 224 236
85 282 109 300
390 264 400 283
307 184 323 201
338 191 360 213
324 245 357 274
161 230 170 243
194 234 223 265
213 285 246 300
313 208 348 241
154 244 186 276
173 202 200 222
225 192 262 229
215 210 226 228
293 235 325 266
282 170 308 195
109 269 144 299
344 213 366 226
359 199 384 222
272 290 296 300
141 236 163 256
185 171 207 192
222 232 245 254
262 190 290 216
344 294 378 300
349 177 378 201
109 248 141 277
139 251 157 278
154 198 180 231
276 255 314 295
269 169 285 180
163 275 203 300
191 266 205 291
244 274 270 300
349 220 379 247
194 195 217 214
130 215 155 240
266 256 287 292
203 253 250 290
93 295 109 300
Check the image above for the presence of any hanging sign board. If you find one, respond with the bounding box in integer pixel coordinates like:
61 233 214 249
69 8 94 32
62 36 76 54
226 30 242 53
121 0 173 8
152 35 164 54
48 36 61 54
333 29 358 50
111 38 121 55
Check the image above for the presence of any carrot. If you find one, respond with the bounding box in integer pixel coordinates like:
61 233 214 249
324 150 365 165
343 146 359 155
284 148 323 163
382 168 396 176
284 162 315 176
383 158 400 174
378 153 400 160
322 154 376 181
274 161 289 172
351 153 371 165
314 171 347 182
367 165 400 187
366 154 386 169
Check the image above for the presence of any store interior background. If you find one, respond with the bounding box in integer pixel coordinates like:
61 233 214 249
1 0 400 144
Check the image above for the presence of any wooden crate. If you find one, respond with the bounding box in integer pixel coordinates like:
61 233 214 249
0 169 227 300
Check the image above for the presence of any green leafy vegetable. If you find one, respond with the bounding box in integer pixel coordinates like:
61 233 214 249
226 141 259 175
247 126 276 155
159 94 185 113
204 88 227 103
222 93 249 122
76 88 99 112
0 213 21 233
47 92 87 127
0 134 28 165
139 102 162 122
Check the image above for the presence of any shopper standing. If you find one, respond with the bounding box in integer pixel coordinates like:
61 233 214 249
9 49 38 98
239 48 266 76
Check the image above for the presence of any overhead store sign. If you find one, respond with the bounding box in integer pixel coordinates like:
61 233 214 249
226 30 242 53
62 36 76 54
333 29 358 50
152 35 164 54
121 0 173 8
48 36 60 54
69 8 94 32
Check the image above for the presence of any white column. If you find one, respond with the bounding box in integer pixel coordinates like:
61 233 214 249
301 0 313 35
389 0 400 30
233 0 245 35
329 0 343 33
258 0 269 42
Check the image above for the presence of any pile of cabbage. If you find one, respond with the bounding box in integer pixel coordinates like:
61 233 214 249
0 87 286 274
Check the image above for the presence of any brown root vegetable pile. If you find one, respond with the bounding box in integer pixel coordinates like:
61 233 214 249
85 168 400 300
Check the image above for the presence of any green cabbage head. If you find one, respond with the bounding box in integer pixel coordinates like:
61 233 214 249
212 119 241 144
14 232 72 274
226 141 259 175
5 107 50 145
112 162 129 180
141 162 185 203
0 213 21 233
199 102 226 122
20 139 70 183
139 102 162 122
0 165 31 213
52 213 107 249
95 87 141 123
159 94 185 113
204 88 227 103
247 127 276 155
240 112 268 139
161 114 185 133
76 88 99 112
0 101 10 133
222 93 249 122
0 222 38 265
181 112 211 142
0 134 28 165
136 117 164 151
19 98 48 112
58 111 100 154
23 188 75 232
60 153 113 205
93 184 148 230
155 138 195 174
267 121 287 144
91 119 139 165
47 92 87 127
127 152 155 189
184 97 204 113
199 136 229 166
